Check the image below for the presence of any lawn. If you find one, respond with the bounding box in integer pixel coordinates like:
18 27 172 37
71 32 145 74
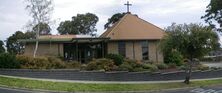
0 76 222 92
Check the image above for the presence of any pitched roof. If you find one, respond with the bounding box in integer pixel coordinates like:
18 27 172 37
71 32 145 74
100 13 165 40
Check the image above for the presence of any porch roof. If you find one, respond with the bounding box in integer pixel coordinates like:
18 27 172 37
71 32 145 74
18 37 110 43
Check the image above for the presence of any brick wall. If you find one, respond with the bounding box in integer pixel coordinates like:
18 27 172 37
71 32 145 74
24 43 63 57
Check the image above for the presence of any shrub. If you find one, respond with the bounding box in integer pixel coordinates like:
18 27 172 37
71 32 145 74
0 53 19 68
142 64 158 72
65 61 81 69
155 63 168 70
167 63 177 69
85 58 117 71
47 56 66 69
164 50 183 66
16 55 68 69
106 54 124 66
118 62 133 71
197 64 209 71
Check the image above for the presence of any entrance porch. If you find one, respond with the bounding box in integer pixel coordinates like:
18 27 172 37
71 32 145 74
63 38 109 63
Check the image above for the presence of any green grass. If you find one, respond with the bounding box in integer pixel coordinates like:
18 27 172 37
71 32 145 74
0 76 222 92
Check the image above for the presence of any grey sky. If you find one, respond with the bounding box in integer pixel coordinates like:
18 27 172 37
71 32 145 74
0 0 210 42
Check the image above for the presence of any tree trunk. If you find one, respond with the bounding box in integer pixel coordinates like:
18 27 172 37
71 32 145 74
184 59 192 84
33 23 40 58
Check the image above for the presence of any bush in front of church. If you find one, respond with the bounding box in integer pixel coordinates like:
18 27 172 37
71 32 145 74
16 55 81 69
106 54 124 66
85 58 117 71
0 53 20 68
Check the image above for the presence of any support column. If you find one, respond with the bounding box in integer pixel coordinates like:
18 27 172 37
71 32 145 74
102 41 104 58
76 41 79 62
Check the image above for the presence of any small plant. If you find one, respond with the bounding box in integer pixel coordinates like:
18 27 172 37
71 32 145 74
142 64 158 72
106 54 124 66
155 63 168 70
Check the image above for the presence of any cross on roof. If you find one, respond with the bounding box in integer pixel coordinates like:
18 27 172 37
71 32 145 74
124 1 132 13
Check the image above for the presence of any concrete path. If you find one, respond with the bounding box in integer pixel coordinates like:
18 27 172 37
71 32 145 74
1 74 222 84
202 62 222 68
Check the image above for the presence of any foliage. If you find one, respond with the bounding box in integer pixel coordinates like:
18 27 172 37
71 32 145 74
47 56 66 69
104 12 126 29
6 31 35 54
0 53 20 68
33 22 51 35
0 40 5 53
65 61 81 69
85 58 117 71
6 31 26 54
155 63 168 70
202 0 222 31
106 54 124 66
118 59 158 72
16 55 81 69
57 13 99 36
160 23 219 59
160 23 220 84
164 50 183 66
142 64 158 72
167 63 177 69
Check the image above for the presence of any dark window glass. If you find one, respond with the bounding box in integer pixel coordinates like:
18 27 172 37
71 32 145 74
141 41 149 60
118 42 126 57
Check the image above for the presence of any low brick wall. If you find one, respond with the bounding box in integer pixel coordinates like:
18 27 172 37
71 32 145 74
0 69 222 81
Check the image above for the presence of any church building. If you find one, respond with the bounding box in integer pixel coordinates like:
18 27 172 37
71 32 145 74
20 12 165 63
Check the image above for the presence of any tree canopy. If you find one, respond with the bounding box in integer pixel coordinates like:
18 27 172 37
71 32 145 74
104 13 126 29
33 22 51 35
161 23 219 59
202 0 222 32
6 31 34 54
160 23 220 84
0 40 5 53
57 13 99 36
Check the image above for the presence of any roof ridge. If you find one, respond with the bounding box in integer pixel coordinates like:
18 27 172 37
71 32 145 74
106 14 129 37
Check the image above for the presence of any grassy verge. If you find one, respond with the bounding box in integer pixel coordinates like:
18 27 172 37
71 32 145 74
0 76 222 92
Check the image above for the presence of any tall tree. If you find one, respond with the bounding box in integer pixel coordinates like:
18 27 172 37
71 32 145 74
6 31 34 55
202 0 222 32
33 22 51 35
6 31 26 54
0 40 5 53
160 23 220 84
104 13 126 29
25 0 54 57
57 13 99 36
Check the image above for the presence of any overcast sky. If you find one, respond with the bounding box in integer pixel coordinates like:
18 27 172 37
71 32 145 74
0 0 211 42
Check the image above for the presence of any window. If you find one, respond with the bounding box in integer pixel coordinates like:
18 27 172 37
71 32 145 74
118 42 126 57
141 41 149 60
